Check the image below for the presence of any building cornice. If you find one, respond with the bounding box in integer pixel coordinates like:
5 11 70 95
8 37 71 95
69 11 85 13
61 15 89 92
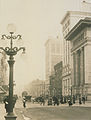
65 18 91 41
60 11 91 24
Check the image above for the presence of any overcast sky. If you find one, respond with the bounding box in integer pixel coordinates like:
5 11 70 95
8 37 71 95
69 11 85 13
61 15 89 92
0 0 90 94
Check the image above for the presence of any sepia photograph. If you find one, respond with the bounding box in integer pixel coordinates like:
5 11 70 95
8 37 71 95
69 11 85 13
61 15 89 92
0 0 91 120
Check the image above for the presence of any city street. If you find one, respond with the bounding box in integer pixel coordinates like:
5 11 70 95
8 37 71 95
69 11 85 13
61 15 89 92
1 1 91 120
14 99 91 120
1 99 91 120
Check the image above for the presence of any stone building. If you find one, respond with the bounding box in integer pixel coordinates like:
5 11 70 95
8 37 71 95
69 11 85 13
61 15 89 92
65 18 91 100
61 9 91 97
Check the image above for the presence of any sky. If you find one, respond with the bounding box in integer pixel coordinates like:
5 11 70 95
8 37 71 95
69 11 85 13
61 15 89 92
0 0 90 94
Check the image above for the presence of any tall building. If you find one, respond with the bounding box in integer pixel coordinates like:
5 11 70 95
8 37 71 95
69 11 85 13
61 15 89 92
45 36 62 82
65 18 91 100
61 1 91 97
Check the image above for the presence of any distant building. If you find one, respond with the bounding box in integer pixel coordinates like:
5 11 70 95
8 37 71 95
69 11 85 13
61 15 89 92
27 79 46 98
65 18 91 100
50 61 63 98
45 36 62 82
61 9 91 97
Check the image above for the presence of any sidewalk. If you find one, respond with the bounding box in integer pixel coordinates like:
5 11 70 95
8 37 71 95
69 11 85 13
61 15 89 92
72 101 91 107
16 98 91 107
0 103 6 120
60 101 91 107
15 100 91 108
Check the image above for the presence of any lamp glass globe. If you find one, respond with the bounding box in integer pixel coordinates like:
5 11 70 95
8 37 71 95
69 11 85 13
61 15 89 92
7 24 16 33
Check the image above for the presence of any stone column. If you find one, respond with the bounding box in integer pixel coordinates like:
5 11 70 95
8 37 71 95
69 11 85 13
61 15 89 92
77 50 81 87
73 52 76 86
75 52 77 86
80 47 84 86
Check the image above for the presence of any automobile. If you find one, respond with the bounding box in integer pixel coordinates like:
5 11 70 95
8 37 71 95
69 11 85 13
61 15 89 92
35 96 42 103
25 95 32 102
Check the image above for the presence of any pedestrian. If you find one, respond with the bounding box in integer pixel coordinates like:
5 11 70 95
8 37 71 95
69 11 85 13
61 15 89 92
40 96 45 106
60 95 63 104
3 96 9 113
48 97 52 106
64 96 67 103
23 97 26 108
79 97 82 105
82 96 85 104
68 98 72 106
73 95 75 104
53 96 59 106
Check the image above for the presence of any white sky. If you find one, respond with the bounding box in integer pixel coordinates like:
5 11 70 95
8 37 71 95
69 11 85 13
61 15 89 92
0 0 90 94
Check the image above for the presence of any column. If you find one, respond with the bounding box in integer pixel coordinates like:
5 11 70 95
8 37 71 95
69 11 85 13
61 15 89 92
76 50 81 86
80 47 85 85
73 52 76 86
75 51 78 86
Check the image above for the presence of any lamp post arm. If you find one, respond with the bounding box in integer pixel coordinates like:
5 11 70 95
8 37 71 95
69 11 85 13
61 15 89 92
17 47 25 53
1 34 11 39
15 35 21 39
10 35 21 40
0 47 6 52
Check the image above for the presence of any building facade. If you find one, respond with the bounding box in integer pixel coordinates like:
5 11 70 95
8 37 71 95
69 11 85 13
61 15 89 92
65 18 91 100
45 36 62 82
61 10 91 97
50 61 63 98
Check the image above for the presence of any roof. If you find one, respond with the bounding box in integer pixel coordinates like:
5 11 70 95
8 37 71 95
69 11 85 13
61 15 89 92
65 17 91 41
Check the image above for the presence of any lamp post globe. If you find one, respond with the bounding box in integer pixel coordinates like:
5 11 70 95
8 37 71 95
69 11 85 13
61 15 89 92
7 24 16 33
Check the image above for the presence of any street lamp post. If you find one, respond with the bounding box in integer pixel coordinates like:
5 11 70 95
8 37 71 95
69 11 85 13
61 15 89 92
0 31 25 120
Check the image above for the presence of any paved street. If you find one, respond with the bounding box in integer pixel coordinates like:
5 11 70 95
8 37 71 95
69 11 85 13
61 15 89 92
15 99 91 120
1 99 91 120
20 106 91 120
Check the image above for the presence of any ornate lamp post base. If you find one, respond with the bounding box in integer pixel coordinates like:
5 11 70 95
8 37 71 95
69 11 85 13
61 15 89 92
5 113 17 120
